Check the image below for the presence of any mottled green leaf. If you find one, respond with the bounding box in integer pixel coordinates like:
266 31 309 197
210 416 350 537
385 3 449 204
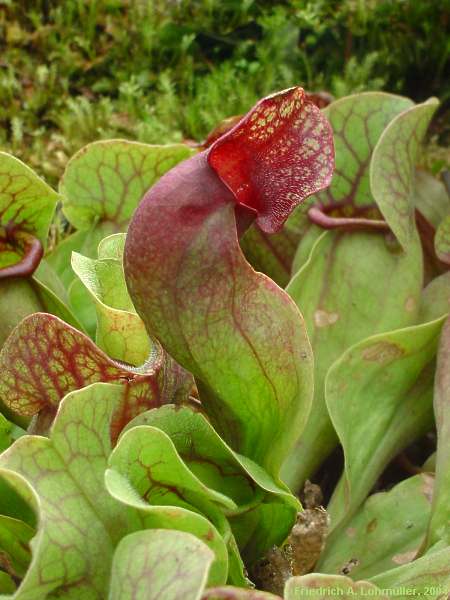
0 313 191 438
369 545 450 598
318 474 434 578
370 99 439 249
105 462 229 586
435 214 450 265
0 152 58 246
425 316 450 548
125 89 333 475
127 405 299 560
284 574 386 600
282 226 423 489
109 529 213 600
108 425 236 512
326 316 446 531
60 140 195 231
0 384 127 599
314 92 413 208
126 195 314 476
72 237 150 365
0 384 228 597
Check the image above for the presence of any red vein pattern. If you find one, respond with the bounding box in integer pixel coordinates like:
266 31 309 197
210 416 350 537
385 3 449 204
0 313 192 440
208 87 334 233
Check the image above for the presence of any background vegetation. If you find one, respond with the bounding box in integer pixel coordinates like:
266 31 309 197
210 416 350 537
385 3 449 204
1 0 449 184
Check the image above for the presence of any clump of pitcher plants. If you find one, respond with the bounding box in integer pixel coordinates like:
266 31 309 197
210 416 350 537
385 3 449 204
0 86 449 599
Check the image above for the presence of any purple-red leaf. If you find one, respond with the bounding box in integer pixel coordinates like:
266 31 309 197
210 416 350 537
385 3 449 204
0 313 192 440
124 89 326 474
207 87 334 233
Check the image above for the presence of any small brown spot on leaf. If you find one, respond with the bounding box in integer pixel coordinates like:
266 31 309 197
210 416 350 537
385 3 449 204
366 518 378 533
362 341 404 363
392 550 417 565
346 527 356 538
421 472 434 502
405 296 416 312
314 309 339 328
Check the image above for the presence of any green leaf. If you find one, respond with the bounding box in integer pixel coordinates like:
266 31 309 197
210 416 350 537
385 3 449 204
0 313 192 438
105 462 229 586
325 316 446 532
414 169 450 229
0 515 33 578
0 571 15 594
282 226 423 489
72 237 150 365
424 316 450 548
369 545 450 598
0 477 35 526
0 152 58 246
98 232 126 260
284 574 386 600
125 89 335 474
46 229 91 287
126 192 314 476
126 405 299 560
0 384 227 597
435 214 450 265
68 277 98 338
0 414 12 453
314 92 413 208
318 474 434 578
60 140 195 231
0 279 44 348
419 272 450 323
0 384 127 599
127 405 296 509
370 99 439 250
108 425 237 512
109 529 213 600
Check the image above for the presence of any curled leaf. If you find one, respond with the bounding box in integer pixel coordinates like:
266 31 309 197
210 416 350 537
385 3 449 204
72 233 150 365
326 316 446 531
125 90 326 474
60 140 196 232
282 225 423 489
370 98 439 249
127 405 299 560
109 529 214 600
208 87 334 233
0 152 58 246
0 313 192 439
